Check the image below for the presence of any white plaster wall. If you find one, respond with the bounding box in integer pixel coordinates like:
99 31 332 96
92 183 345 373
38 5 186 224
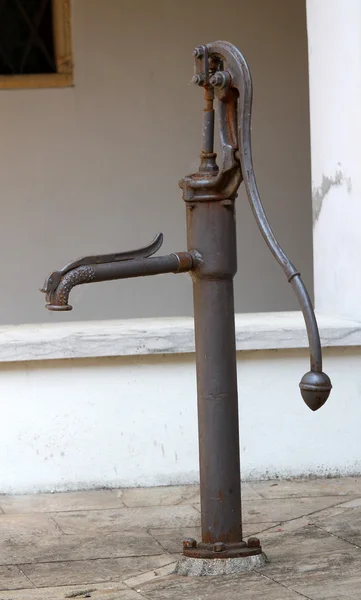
0 0 313 325
307 0 361 320
1 347 360 494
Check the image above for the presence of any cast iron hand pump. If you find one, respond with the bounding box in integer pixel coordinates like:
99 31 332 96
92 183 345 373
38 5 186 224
41 42 331 564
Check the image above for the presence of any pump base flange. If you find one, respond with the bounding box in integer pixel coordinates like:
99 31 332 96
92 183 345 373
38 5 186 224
183 537 263 559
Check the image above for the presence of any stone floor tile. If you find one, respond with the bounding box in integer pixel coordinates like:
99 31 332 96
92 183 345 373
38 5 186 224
177 493 200 505
0 531 163 566
0 587 143 600
311 504 361 546
250 476 361 499
0 513 60 539
241 495 345 523
0 581 128 599
20 555 172 588
0 490 124 514
52 505 200 534
191 495 343 524
288 576 361 600
138 572 302 599
0 565 35 590
257 515 315 537
241 482 266 501
266 548 361 599
245 522 283 536
306 502 352 522
260 523 354 561
119 485 198 507
123 560 178 588
339 497 361 508
112 592 144 600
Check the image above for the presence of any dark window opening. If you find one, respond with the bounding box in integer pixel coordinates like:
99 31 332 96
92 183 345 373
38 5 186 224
0 0 56 76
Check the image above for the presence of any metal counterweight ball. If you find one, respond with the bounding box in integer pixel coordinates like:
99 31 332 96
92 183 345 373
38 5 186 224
299 371 332 411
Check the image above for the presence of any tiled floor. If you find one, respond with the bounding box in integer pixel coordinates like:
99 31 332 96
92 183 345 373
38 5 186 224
1 478 361 599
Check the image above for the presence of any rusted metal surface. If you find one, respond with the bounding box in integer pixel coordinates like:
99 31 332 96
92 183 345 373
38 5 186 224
183 539 262 560
42 250 194 311
248 537 261 549
183 538 197 550
40 41 332 561
41 233 164 297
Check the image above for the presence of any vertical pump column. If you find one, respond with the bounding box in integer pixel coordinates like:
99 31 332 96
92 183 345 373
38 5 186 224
188 178 241 548
177 46 266 574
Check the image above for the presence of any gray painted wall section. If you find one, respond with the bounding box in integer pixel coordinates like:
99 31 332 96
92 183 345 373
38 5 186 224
0 0 312 324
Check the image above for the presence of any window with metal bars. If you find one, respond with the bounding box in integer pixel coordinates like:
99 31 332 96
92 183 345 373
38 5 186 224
0 0 73 89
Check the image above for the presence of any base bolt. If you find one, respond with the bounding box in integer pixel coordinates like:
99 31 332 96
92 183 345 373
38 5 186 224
248 537 261 548
183 538 197 549
213 542 226 553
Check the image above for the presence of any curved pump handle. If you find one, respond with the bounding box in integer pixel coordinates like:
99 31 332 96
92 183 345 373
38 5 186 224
204 41 332 410
41 233 164 296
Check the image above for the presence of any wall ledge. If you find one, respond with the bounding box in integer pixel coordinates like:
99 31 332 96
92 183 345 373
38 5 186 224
0 311 360 363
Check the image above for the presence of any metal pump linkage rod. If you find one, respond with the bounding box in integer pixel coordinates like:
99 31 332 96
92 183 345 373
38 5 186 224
41 41 332 563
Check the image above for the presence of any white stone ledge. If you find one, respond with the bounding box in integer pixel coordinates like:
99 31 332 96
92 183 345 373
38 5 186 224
0 311 360 363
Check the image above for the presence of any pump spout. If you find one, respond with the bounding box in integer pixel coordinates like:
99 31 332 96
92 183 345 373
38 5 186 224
40 234 194 311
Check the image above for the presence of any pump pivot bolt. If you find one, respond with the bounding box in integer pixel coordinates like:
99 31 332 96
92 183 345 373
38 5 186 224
210 71 230 89
192 74 205 86
193 46 204 59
